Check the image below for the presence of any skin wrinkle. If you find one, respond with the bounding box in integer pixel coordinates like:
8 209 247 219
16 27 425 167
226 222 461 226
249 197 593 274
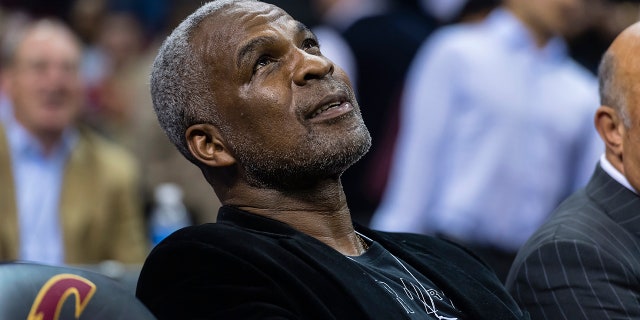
199 4 370 191
507 20 640 319
599 23 640 192
152 0 372 255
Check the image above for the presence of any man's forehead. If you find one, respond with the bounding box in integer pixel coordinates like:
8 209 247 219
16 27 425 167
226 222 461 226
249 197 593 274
207 1 289 28
194 2 306 57
15 27 80 61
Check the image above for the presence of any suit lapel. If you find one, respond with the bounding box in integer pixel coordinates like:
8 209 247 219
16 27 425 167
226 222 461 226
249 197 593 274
587 166 640 236
0 125 19 260
59 129 95 263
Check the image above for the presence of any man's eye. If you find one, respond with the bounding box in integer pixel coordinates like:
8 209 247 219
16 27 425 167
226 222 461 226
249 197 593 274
253 55 272 73
302 38 320 52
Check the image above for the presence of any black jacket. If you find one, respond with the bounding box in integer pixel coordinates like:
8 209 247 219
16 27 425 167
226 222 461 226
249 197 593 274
137 206 527 319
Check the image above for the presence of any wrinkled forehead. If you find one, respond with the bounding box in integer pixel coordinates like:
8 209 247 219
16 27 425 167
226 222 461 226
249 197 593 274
222 1 288 24
193 1 296 61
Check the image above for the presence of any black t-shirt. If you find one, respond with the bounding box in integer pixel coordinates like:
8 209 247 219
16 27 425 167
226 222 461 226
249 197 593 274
347 235 464 320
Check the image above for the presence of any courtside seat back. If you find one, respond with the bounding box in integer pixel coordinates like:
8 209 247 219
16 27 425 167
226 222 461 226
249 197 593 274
0 262 155 320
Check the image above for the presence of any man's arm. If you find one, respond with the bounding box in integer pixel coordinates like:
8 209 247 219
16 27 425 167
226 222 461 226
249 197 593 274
508 240 640 319
371 30 461 233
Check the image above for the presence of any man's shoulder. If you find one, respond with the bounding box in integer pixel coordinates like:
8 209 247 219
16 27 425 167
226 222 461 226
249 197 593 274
510 185 636 274
151 221 291 257
520 188 603 247
75 127 138 175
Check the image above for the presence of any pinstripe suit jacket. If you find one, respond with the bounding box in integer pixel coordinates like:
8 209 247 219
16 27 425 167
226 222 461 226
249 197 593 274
505 165 640 319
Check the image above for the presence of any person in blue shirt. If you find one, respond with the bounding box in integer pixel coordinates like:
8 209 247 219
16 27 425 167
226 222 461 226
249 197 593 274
371 0 602 280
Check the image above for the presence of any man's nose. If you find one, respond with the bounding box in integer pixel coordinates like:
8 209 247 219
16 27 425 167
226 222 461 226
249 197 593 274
43 64 78 83
292 50 333 86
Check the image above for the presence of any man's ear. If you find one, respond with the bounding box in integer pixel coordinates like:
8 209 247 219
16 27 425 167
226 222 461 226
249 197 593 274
595 105 624 158
186 124 236 167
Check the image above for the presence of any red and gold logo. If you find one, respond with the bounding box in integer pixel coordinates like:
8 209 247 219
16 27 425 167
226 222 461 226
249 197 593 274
27 274 97 320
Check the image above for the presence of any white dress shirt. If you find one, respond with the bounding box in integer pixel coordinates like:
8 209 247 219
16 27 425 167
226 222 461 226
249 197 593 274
600 154 637 194
3 105 77 265
371 8 602 252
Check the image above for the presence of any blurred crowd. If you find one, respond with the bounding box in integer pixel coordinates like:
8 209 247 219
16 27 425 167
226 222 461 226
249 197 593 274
0 0 639 277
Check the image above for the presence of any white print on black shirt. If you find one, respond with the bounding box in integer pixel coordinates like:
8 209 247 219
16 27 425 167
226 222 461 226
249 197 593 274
392 254 458 320
375 278 458 320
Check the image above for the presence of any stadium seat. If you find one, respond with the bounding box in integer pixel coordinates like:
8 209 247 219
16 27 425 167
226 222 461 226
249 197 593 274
0 261 155 320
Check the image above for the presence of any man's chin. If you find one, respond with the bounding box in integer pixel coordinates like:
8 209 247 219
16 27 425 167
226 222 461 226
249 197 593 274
245 139 371 191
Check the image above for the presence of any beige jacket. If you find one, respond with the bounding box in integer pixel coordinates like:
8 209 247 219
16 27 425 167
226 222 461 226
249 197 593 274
0 125 148 264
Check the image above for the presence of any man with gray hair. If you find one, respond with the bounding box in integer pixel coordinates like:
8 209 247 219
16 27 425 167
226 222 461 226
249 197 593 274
135 0 528 319
506 21 640 319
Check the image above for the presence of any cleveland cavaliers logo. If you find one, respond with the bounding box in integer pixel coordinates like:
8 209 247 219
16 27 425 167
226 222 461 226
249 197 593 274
27 274 97 320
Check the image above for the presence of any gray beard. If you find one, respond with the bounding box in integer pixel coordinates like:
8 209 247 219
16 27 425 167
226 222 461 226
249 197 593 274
226 119 371 191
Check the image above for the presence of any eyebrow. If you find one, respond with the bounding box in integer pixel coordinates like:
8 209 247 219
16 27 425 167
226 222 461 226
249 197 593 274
236 36 276 69
297 22 318 43
235 22 314 69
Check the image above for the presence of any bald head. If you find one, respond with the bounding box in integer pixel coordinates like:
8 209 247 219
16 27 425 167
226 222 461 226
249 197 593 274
599 22 640 128
596 21 640 192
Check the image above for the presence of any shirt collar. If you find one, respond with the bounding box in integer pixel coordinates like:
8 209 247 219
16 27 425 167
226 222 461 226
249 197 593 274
2 102 77 159
600 154 637 194
486 8 567 62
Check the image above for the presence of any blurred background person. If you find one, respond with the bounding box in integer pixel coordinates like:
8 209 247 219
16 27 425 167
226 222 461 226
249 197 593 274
1 0 638 272
69 0 224 229
567 0 640 74
312 0 498 226
337 0 440 225
0 19 147 265
507 21 640 318
371 0 605 281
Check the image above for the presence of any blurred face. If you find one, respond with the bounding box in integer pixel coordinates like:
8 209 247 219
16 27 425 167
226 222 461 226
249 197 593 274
5 25 83 139
196 1 371 188
508 0 590 40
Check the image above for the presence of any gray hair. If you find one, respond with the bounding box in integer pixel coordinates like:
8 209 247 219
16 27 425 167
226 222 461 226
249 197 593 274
150 0 256 164
598 50 632 128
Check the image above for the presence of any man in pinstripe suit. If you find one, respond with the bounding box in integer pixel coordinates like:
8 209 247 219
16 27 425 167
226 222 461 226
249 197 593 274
505 21 640 319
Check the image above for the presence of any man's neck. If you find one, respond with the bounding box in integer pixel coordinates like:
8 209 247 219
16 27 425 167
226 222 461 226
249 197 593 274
10 116 67 157
221 179 366 256
34 132 64 156
505 6 552 48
